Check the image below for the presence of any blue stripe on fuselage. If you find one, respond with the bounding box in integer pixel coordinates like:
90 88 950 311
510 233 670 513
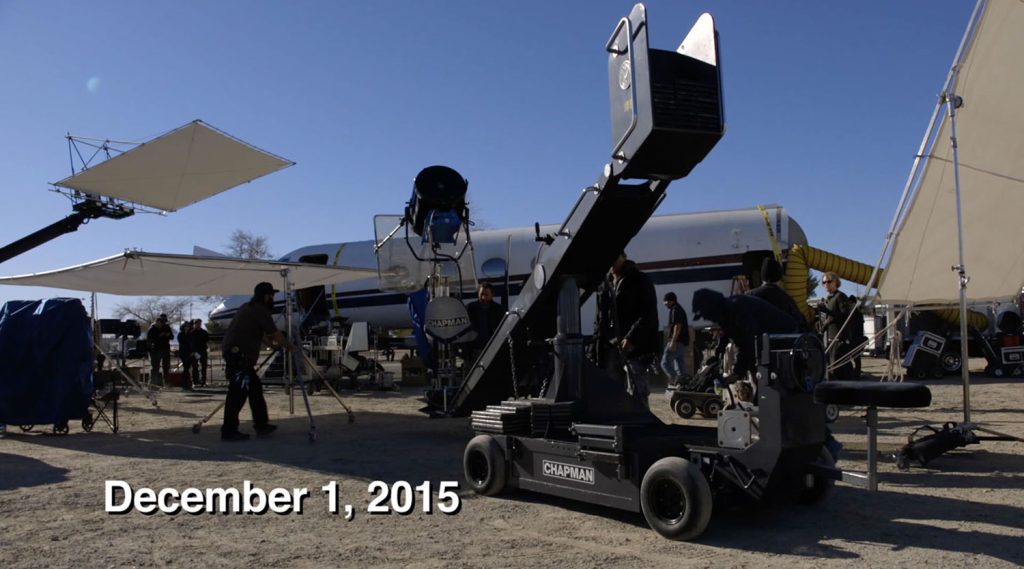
212 264 744 320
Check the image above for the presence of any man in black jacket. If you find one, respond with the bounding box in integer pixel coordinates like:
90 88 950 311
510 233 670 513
176 321 194 391
146 314 173 385
816 272 854 379
748 257 806 328
596 253 659 406
220 282 298 441
190 319 210 386
464 282 506 366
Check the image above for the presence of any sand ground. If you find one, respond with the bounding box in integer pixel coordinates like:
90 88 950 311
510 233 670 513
1 357 1021 568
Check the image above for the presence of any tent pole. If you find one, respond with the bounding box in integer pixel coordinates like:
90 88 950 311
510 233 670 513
282 269 294 415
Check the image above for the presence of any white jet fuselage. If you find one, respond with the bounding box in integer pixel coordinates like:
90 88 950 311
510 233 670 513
209 206 806 332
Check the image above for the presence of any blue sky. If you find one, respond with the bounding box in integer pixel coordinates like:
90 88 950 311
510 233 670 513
0 1 976 317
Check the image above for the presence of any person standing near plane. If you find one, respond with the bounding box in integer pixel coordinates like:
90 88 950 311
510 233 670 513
607 252 660 407
464 282 505 365
146 314 173 385
190 319 209 387
176 321 194 391
660 291 690 385
748 258 806 329
816 272 853 379
220 282 299 441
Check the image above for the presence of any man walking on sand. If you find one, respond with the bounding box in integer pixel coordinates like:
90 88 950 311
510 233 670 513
220 282 298 441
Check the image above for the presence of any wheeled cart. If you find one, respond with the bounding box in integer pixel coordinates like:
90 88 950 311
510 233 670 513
665 386 722 419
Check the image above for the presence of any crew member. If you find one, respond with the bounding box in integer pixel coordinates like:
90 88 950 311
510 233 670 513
177 321 193 391
220 282 298 441
146 314 173 385
660 291 690 385
599 252 660 406
464 282 506 365
748 257 806 328
190 319 209 387
816 272 854 379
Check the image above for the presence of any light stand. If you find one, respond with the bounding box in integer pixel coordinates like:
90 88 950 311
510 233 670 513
945 89 1021 444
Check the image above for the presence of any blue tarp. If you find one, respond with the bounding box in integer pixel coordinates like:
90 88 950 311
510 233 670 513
0 299 93 426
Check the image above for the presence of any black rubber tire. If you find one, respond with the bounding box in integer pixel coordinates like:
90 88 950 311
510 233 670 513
912 367 929 380
798 447 836 504
463 435 507 497
940 351 962 375
674 398 696 419
701 398 722 418
640 457 713 541
930 366 945 380
824 403 840 423
53 422 69 435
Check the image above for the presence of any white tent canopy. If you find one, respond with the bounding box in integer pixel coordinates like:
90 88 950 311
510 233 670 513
54 121 294 212
878 0 1024 305
0 251 377 297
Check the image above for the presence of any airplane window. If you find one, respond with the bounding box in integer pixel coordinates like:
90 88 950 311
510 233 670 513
481 258 507 278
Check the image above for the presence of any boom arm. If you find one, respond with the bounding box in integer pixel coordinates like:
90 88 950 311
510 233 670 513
444 5 725 416
0 199 133 264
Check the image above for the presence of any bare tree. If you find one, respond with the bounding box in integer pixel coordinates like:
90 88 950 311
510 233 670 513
114 297 193 326
227 229 272 260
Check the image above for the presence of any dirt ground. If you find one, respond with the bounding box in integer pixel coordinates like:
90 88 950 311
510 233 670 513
1 357 1021 569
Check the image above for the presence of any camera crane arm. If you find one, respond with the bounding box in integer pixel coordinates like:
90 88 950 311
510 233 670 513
0 199 133 265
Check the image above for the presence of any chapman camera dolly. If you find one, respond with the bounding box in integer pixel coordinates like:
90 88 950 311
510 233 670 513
451 6 844 540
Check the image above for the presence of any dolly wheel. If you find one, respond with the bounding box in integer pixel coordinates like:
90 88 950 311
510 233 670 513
19 425 34 432
463 435 507 496
824 403 840 423
53 422 69 436
673 398 696 419
701 398 722 418
940 351 961 375
640 457 712 541
798 447 836 504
